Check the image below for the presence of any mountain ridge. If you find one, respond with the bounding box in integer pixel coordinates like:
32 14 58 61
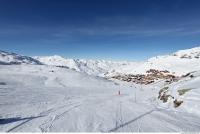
1 46 200 76
0 50 42 65
34 46 200 76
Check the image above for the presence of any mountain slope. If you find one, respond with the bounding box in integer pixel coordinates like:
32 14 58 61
0 47 200 132
0 50 42 65
173 47 200 59
139 46 200 75
0 65 200 132
35 46 200 76
34 55 80 70
1 46 199 76
34 55 142 77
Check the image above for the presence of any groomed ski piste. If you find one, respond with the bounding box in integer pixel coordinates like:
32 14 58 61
0 47 200 132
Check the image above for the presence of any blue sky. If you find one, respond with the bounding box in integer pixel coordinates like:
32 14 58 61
0 0 200 61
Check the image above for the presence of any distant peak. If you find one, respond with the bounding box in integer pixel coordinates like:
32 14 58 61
175 46 200 54
52 55 64 58
0 50 42 65
173 46 200 59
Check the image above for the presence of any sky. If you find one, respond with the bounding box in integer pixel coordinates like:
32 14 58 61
0 0 200 61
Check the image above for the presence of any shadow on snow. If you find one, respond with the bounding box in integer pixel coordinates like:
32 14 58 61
108 109 155 132
0 115 44 132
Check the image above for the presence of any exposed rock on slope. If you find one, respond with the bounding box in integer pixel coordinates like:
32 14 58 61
0 50 42 65
173 47 200 59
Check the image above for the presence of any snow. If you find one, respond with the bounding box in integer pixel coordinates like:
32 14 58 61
34 47 200 76
34 55 143 77
34 55 80 71
0 50 42 65
0 47 200 132
0 65 200 132
173 46 200 58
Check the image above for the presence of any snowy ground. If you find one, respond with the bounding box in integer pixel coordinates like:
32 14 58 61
0 65 200 132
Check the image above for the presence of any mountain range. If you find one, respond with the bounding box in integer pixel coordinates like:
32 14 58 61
1 46 200 132
1 47 200 77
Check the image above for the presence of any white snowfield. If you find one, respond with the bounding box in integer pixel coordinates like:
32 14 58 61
0 47 200 132
0 65 200 132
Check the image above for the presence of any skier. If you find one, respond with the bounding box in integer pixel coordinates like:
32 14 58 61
118 90 121 95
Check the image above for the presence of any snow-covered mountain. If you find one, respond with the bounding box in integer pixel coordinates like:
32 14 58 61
1 63 200 132
34 55 80 70
172 47 200 59
35 46 200 76
34 55 142 77
0 50 42 65
1 46 200 76
141 46 200 75
1 46 200 132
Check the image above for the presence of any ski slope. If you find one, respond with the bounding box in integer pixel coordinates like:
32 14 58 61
0 65 200 132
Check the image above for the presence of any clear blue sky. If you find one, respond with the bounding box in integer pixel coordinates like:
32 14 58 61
0 0 200 61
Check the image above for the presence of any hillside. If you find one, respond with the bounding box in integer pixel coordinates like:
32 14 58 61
34 55 142 77
0 50 42 65
34 47 200 76
0 47 200 132
0 65 200 132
